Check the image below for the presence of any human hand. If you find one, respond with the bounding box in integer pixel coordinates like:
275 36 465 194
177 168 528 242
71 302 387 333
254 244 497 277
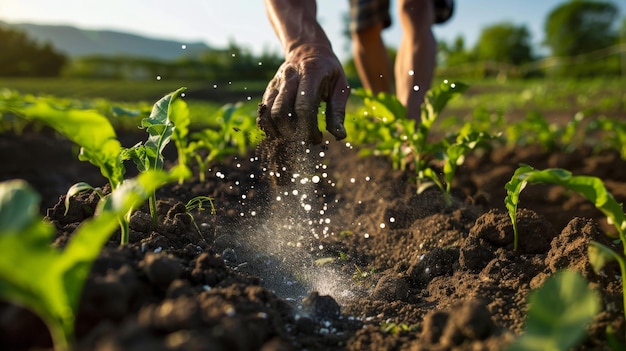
257 44 350 145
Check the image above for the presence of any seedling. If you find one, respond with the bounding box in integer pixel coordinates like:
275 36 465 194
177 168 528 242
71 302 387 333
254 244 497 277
505 164 626 338
187 102 261 181
352 264 374 280
424 131 500 205
123 87 191 226
586 116 626 158
184 195 216 241
380 321 420 335
0 172 173 351
505 111 584 153
505 165 625 251
349 81 497 204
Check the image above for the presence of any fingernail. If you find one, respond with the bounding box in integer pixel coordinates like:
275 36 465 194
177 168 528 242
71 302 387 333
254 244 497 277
334 123 347 140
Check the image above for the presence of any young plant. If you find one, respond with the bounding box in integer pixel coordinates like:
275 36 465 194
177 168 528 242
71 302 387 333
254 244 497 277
507 270 599 351
504 164 625 251
10 88 190 244
423 130 500 205
505 164 626 337
505 111 585 153
184 195 216 241
187 102 261 181
350 81 490 203
586 116 626 159
0 172 173 351
123 87 191 226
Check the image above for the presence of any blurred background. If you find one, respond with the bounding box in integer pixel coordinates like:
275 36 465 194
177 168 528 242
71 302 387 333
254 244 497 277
0 0 625 103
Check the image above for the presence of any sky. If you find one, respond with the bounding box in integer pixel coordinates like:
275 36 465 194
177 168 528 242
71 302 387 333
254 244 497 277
1 0 625 61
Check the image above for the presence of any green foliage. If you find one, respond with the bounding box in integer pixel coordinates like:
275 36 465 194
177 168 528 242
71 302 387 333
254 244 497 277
543 0 620 78
475 22 533 65
347 80 497 204
0 173 172 351
187 102 261 181
507 270 600 351
505 164 626 340
380 321 420 335
505 165 625 251
505 111 585 153
9 95 125 188
122 87 191 226
5 88 194 244
0 26 67 77
586 116 626 159
544 0 619 57
62 44 282 81
184 195 216 241
438 131 501 203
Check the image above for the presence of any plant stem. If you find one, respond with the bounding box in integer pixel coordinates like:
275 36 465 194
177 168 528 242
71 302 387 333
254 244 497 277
39 312 70 351
119 218 130 245
149 192 157 227
615 254 626 340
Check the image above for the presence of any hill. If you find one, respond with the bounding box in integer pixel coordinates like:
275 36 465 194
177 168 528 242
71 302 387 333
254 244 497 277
0 21 211 60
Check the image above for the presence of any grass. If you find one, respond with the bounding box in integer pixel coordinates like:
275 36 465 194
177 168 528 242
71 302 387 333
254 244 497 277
442 77 625 116
0 77 267 103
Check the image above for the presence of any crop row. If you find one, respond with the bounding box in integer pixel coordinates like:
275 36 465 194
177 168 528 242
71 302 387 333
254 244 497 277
0 84 625 350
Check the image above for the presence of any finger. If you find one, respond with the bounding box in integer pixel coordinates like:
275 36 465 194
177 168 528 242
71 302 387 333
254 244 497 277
294 75 324 144
258 78 280 138
271 67 299 138
325 78 350 140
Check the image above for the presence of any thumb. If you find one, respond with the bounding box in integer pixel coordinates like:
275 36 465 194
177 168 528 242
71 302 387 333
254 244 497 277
325 79 350 140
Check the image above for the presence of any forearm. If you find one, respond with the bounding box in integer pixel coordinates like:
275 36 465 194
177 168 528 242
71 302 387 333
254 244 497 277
264 0 332 57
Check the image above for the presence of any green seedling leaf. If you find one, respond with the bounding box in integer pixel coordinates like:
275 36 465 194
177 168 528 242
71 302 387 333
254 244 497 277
588 241 620 274
16 99 125 188
168 88 191 182
507 270 600 351
422 80 468 127
96 170 175 215
0 179 41 233
64 182 99 215
442 131 500 200
352 88 407 123
111 105 141 118
504 164 534 251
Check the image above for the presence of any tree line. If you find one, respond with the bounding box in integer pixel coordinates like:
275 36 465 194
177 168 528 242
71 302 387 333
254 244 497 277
434 0 626 79
0 26 67 77
1 0 625 81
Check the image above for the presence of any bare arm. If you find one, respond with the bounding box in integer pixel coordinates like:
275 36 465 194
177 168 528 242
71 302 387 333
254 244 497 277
259 0 349 144
265 0 331 56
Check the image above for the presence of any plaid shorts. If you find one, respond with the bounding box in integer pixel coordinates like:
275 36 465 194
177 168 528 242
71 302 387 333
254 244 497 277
349 0 392 33
349 0 454 32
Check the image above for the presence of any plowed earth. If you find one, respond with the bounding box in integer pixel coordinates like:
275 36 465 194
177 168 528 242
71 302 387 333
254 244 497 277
1 124 625 351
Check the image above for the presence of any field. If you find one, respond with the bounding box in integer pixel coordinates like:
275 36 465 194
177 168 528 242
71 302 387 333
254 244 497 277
1 78 626 350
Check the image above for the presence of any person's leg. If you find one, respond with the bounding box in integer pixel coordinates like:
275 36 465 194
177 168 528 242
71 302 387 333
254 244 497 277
349 0 393 95
395 0 436 120
352 23 392 95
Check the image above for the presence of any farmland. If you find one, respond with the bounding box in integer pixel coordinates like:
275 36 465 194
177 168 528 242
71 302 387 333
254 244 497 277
1 77 626 350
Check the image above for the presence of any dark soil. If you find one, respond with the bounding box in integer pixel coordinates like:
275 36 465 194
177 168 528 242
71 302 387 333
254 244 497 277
1 124 625 350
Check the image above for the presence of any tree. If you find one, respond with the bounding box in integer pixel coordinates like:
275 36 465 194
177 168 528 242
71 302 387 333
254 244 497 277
439 35 475 67
474 23 533 65
544 0 619 57
0 26 68 77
